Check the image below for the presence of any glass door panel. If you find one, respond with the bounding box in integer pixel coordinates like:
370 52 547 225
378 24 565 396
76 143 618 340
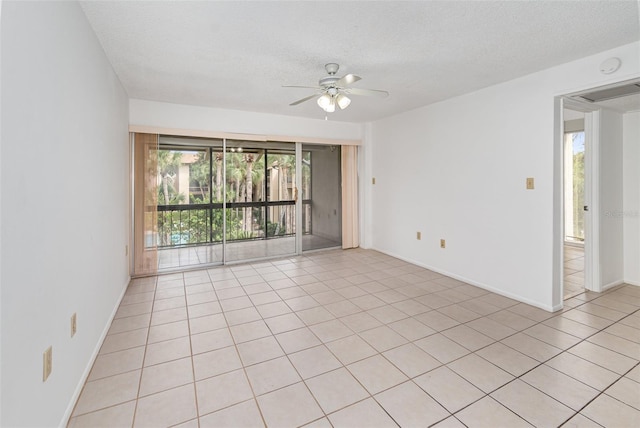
147 137 299 271
302 144 342 251
564 131 585 244
225 141 296 262
155 137 224 271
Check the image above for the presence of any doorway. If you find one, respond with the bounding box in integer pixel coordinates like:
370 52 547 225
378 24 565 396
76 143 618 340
558 79 639 303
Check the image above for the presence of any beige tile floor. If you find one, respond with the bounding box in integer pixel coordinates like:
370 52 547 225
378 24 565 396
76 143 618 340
564 244 585 299
69 249 640 428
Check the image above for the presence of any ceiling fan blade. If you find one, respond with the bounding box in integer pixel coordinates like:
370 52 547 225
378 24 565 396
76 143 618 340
283 85 323 90
335 74 362 88
289 94 318 106
344 87 389 98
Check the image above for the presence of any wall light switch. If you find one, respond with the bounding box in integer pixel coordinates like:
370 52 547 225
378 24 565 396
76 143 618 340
416 232 421 240
526 177 535 190
440 239 446 249
372 177 376 185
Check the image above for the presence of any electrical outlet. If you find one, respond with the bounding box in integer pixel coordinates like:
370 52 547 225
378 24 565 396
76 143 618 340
372 177 376 185
416 231 422 240
43 346 52 382
440 239 446 248
526 177 535 190
71 313 77 337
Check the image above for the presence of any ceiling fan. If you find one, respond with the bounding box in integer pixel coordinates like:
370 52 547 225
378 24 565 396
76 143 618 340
284 63 389 113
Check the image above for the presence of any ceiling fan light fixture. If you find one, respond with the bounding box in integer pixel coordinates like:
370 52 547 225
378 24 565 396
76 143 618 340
317 94 332 110
325 98 336 113
336 94 351 110
317 93 336 112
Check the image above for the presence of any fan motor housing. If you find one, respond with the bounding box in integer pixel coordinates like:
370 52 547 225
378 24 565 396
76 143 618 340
324 63 340 74
319 76 340 87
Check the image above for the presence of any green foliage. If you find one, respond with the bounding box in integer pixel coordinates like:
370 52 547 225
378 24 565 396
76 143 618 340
155 145 298 248
157 150 182 176
189 152 210 202
157 189 185 205
157 149 183 205
265 221 285 237
228 230 255 241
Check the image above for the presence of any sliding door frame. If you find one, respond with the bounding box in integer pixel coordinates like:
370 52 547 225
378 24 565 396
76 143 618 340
131 130 360 275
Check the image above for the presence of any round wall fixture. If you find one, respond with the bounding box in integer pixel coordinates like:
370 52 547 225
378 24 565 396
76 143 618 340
600 57 621 75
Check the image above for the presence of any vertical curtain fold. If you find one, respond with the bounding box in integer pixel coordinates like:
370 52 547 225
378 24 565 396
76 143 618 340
341 145 359 249
133 133 159 276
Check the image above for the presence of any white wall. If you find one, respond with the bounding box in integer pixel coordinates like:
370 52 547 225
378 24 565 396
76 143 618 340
367 41 640 311
599 108 625 288
1 2 130 427
130 99 362 142
0 0 4 424
623 111 640 285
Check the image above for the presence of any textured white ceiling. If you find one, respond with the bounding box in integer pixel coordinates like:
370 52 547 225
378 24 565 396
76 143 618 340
80 1 640 123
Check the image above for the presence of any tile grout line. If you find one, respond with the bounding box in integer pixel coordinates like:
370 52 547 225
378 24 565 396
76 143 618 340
237 264 337 427
183 272 203 428
556 359 640 428
458 306 640 427
369 291 639 427
210 265 270 427
130 274 159 428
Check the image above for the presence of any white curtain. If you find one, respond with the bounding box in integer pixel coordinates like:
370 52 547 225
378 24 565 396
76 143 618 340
341 145 359 249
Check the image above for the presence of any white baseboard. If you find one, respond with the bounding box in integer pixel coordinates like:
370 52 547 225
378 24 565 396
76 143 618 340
602 279 625 291
60 278 131 427
623 279 639 286
371 247 557 312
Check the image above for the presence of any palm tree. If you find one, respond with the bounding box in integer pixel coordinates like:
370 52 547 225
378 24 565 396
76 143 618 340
270 153 296 235
214 151 223 202
252 154 265 202
243 153 255 233
157 149 182 205
156 149 184 245
190 152 210 202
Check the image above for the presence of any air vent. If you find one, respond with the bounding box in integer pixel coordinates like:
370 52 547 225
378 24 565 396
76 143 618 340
576 83 640 103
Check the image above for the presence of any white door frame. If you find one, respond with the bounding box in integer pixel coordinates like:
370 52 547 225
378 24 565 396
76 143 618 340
561 98 602 295
295 142 303 255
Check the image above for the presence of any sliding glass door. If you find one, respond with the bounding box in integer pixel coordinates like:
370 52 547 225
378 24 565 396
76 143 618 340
133 134 346 274
225 140 296 262
155 139 224 270
151 137 297 270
